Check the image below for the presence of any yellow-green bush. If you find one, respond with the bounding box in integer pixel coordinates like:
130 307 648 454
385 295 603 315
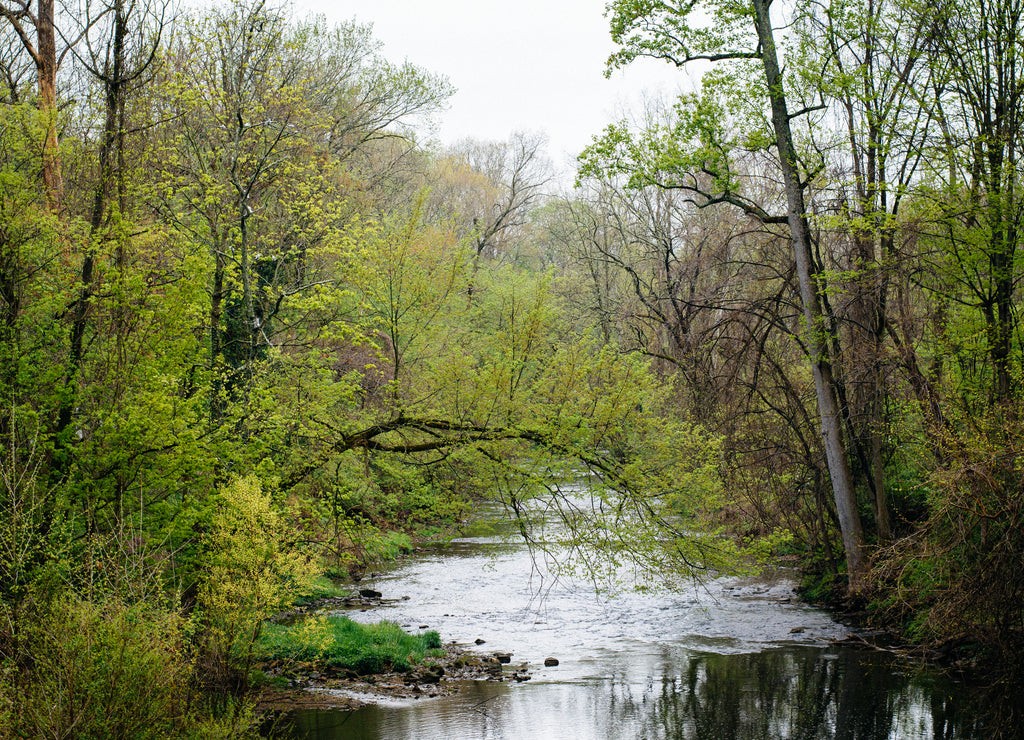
198 476 319 694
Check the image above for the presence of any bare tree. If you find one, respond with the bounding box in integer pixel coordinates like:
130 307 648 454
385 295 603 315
432 132 551 294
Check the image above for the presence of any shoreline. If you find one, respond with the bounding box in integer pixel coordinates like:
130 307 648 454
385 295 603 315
256 639 532 714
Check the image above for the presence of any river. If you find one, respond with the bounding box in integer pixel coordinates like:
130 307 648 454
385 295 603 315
272 512 1006 739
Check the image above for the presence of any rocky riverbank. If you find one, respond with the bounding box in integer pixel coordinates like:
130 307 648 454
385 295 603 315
256 590 548 713
256 641 543 712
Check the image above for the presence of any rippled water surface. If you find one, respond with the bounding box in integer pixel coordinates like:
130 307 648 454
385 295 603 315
274 518 1001 739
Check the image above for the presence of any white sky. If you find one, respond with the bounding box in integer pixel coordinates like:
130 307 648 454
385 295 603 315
293 0 689 172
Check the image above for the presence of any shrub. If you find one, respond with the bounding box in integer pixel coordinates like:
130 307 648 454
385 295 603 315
1 596 208 739
198 476 320 694
868 413 1024 656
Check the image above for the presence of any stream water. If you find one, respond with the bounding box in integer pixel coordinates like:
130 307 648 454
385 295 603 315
274 514 1008 739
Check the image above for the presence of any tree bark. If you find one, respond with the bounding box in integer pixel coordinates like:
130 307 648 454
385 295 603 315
37 0 62 211
0 0 64 209
752 0 867 587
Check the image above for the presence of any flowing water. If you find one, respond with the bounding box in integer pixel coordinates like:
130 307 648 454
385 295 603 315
273 513 1006 739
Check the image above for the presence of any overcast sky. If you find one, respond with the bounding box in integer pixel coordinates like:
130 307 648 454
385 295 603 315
293 0 688 172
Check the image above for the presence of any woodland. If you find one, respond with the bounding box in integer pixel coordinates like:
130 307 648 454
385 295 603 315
0 0 1022 735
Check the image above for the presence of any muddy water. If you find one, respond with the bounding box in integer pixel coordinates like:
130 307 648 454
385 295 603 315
276 518 993 739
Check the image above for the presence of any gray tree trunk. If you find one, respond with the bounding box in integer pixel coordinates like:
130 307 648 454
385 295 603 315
752 0 867 587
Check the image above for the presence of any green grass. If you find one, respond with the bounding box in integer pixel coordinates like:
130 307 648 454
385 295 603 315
255 616 443 674
291 576 351 606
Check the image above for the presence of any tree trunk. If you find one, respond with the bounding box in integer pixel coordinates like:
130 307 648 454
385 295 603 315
752 0 867 588
37 0 62 211
210 246 226 422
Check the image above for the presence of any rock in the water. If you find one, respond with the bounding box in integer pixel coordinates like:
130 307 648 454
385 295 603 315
474 638 486 645
420 665 445 684
494 652 512 664
359 588 382 599
544 657 559 667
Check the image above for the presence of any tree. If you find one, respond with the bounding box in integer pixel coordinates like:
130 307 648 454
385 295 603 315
428 132 550 294
354 201 468 401
593 0 868 586
796 0 933 543
553 167 760 415
54 0 168 461
0 0 70 210
151 1 451 413
923 0 1024 405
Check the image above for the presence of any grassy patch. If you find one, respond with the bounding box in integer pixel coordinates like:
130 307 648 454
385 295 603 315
291 576 350 606
255 616 442 675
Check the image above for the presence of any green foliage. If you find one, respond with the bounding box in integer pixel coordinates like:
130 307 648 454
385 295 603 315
799 568 847 605
456 329 735 585
198 476 320 691
868 413 1024 648
20 597 188 739
290 576 350 607
255 615 443 674
0 596 262 740
13 0 1024 720
605 0 757 73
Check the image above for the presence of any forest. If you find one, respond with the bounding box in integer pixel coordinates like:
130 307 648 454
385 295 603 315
0 0 1021 736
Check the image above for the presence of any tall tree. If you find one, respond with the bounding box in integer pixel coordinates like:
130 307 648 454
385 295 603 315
925 0 1024 404
0 0 69 210
595 0 868 585
54 0 167 453
152 1 451 408
798 0 932 542
428 132 550 296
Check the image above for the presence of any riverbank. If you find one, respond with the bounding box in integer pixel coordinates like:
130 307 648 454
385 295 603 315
252 564 841 718
255 640 544 713
255 586 547 715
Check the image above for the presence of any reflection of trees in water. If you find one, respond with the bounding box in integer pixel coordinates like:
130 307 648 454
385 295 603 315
615 647 992 739
279 646 1019 739
930 666 1024 740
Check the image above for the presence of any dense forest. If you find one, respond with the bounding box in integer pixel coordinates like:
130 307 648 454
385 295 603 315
0 0 1021 735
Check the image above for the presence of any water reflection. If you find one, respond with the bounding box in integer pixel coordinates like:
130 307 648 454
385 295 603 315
639 647 968 740
275 645 996 740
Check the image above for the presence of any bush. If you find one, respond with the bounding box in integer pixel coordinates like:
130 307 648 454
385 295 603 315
198 476 320 695
0 596 264 740
868 413 1024 655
